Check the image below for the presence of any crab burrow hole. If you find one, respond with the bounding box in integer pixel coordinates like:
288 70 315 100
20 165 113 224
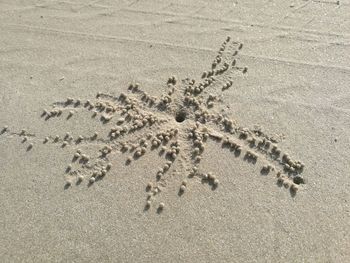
175 110 187 123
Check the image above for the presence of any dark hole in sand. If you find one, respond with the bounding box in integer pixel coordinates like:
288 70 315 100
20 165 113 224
175 111 186 123
293 176 304 185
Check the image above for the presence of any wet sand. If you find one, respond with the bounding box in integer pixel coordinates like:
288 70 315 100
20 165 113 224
0 0 349 262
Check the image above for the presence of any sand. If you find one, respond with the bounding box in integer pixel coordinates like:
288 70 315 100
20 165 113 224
0 0 349 262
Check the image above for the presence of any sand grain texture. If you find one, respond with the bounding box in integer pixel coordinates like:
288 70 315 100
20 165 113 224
0 0 349 262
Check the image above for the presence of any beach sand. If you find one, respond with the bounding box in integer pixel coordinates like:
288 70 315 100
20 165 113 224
0 0 349 262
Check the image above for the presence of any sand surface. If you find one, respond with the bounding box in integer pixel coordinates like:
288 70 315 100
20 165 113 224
0 0 350 262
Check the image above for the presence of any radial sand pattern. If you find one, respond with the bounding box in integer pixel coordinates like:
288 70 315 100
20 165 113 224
1 37 305 212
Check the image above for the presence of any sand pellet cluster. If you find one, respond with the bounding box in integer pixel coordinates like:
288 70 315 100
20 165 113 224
1 38 305 212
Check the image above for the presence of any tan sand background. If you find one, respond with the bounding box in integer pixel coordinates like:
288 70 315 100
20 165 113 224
0 0 349 262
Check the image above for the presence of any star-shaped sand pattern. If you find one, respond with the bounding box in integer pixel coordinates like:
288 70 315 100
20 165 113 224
1 37 305 212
